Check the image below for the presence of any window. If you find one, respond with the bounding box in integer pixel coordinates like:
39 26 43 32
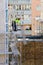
36 5 41 11
15 5 19 10
25 5 31 10
13 5 15 9
24 15 29 20
21 5 25 10
21 15 24 20
35 16 40 21
15 5 21 10
15 5 31 10
19 5 21 10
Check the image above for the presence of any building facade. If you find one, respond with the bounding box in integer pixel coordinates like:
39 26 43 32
32 0 43 35
0 0 43 65
8 0 43 35
8 0 32 33
32 0 41 35
40 0 43 35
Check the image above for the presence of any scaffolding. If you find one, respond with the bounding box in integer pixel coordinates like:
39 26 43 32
0 0 43 65
6 0 43 65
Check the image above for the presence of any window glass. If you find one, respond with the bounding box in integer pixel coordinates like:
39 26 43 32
19 5 21 10
36 5 41 11
25 5 31 10
15 5 19 10
24 15 29 20
21 5 25 10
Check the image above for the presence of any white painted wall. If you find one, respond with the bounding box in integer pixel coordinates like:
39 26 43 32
0 0 6 33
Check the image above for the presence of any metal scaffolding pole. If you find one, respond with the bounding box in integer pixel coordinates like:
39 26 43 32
5 0 9 65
